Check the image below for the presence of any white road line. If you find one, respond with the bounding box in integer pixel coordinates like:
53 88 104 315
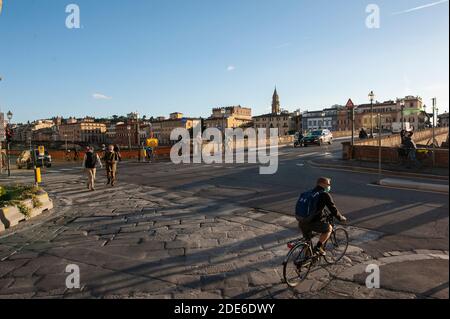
297 152 319 158
367 183 449 195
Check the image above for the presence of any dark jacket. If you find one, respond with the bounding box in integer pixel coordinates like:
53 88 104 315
103 151 119 164
306 186 344 223
403 137 417 150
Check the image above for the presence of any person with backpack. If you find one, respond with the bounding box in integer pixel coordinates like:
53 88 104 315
82 146 103 191
295 177 347 256
103 144 120 186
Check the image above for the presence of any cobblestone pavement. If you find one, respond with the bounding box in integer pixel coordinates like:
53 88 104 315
0 173 447 299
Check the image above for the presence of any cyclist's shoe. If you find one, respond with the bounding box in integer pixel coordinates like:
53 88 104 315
314 246 326 256
339 216 348 223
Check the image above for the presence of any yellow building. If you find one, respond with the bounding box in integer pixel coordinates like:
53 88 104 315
151 113 201 145
204 106 253 130
58 121 107 144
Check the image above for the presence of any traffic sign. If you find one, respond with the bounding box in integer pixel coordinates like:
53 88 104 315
38 146 45 156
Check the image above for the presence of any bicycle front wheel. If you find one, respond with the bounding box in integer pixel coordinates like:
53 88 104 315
283 244 313 288
324 228 349 265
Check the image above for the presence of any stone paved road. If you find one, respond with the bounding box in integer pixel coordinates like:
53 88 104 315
2 170 446 299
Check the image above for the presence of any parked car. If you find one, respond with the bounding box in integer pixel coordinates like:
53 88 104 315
303 129 333 146
17 150 52 169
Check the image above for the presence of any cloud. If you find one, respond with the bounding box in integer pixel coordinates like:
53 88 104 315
274 42 292 49
227 65 236 72
392 0 448 15
92 93 112 100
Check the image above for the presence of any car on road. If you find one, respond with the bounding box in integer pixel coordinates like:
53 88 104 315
16 150 52 169
303 129 333 146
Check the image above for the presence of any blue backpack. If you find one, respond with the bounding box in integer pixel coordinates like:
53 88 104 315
295 189 323 219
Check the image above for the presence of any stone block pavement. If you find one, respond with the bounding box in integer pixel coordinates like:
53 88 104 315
0 174 447 299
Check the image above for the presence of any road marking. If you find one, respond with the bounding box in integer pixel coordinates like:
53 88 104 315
367 183 449 195
297 152 319 158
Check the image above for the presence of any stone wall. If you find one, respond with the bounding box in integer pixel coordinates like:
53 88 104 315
342 142 449 168
354 127 449 147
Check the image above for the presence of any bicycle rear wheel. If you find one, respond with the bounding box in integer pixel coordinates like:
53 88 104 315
283 243 313 287
324 228 349 265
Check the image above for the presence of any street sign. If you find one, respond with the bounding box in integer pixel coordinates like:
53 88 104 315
346 99 355 109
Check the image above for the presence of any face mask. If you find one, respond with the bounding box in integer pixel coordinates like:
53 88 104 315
325 186 331 193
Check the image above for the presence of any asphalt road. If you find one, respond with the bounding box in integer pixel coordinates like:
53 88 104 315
9 139 448 255
108 141 449 256
1 139 448 298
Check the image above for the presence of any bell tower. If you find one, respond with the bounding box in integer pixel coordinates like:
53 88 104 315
272 87 281 114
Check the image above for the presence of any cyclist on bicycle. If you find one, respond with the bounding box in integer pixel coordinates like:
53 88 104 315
296 177 347 256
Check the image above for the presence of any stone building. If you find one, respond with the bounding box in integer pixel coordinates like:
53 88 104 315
58 120 107 144
150 113 201 146
204 106 253 130
252 88 299 136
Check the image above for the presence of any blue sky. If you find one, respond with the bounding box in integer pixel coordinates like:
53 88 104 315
0 0 448 123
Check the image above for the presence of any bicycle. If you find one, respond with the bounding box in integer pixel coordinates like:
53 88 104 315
282 212 349 288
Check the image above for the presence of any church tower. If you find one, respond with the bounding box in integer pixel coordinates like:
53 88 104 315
272 87 281 114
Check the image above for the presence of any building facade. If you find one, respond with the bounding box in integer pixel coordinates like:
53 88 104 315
58 120 107 144
354 96 429 132
303 107 340 132
204 106 253 130
252 89 299 136
150 113 201 146
12 120 55 142
438 113 449 127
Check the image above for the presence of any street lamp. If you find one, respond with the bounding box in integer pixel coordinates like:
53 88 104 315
6 110 12 177
368 91 375 138
400 100 405 131
221 108 226 140
64 134 68 152
127 125 132 150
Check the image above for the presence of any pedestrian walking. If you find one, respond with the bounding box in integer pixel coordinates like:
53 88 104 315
82 147 103 191
113 144 122 162
103 145 120 186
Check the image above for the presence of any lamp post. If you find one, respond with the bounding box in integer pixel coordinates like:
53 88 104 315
6 110 12 177
368 91 375 138
220 108 226 137
127 125 132 150
400 100 405 131
64 134 68 152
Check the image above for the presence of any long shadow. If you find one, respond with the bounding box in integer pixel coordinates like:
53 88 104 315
419 282 449 299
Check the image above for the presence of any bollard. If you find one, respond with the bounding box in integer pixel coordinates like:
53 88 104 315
35 167 41 186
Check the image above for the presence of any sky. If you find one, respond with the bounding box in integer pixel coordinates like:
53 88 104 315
0 0 448 123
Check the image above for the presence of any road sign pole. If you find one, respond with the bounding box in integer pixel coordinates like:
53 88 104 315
7 141 10 177
432 98 437 168
378 114 382 179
